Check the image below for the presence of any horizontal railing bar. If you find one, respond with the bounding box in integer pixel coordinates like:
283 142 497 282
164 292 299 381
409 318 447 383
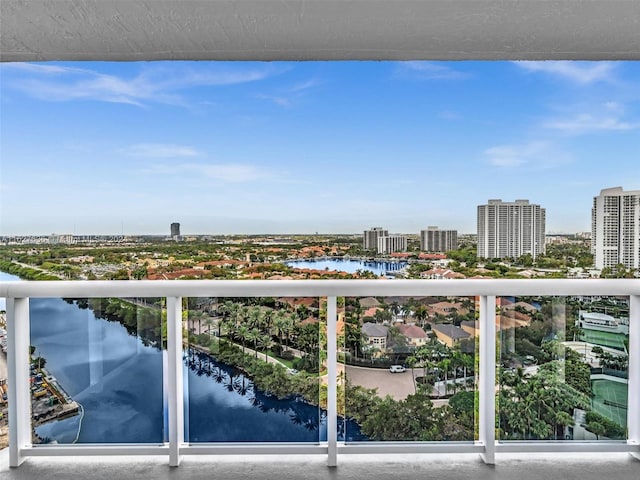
338 444 484 454
20 443 638 457
182 445 327 455
23 445 170 456
495 442 636 453
1 279 639 299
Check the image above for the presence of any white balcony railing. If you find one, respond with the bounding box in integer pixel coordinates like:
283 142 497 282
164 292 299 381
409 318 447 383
1 279 639 468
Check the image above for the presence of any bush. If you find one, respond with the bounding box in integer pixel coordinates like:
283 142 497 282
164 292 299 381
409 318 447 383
280 350 295 360
584 411 626 439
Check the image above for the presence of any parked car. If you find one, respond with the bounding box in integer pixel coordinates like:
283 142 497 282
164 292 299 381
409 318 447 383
389 365 406 373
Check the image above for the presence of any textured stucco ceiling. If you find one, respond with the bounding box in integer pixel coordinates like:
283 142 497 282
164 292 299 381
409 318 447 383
1 0 640 62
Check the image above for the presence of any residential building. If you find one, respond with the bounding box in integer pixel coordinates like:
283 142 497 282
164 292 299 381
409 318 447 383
419 268 466 280
427 301 467 317
591 187 640 270
363 227 388 250
170 222 181 240
48 234 75 245
420 226 458 252
460 320 478 337
377 235 407 255
431 324 470 348
397 324 428 347
361 322 389 352
477 199 546 260
359 297 381 309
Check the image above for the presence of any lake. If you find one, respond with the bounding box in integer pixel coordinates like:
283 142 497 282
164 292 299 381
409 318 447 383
286 258 407 276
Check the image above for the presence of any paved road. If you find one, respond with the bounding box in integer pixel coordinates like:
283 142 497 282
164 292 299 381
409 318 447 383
344 365 419 400
344 365 472 404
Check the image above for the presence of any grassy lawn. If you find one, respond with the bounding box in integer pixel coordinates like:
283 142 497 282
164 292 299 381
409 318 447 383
266 350 295 368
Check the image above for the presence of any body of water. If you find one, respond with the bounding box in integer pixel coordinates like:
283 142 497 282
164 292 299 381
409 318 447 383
286 258 407 276
17 291 364 444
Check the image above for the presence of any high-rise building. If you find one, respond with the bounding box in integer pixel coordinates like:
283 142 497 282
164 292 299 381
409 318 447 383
477 199 546 260
420 226 458 252
170 222 181 239
377 235 407 255
592 187 640 270
363 227 388 250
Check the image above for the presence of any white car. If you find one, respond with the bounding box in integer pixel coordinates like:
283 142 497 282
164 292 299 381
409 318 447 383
389 365 406 373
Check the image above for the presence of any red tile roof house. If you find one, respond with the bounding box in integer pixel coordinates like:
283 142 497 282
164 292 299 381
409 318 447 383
427 301 469 317
397 324 428 347
419 268 466 279
362 306 383 319
501 301 539 314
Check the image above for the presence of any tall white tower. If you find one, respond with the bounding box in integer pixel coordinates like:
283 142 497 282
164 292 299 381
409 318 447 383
477 199 546 260
592 187 640 270
363 227 388 250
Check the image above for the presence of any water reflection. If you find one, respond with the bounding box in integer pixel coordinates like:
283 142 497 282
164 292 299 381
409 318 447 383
29 297 364 444
186 349 329 441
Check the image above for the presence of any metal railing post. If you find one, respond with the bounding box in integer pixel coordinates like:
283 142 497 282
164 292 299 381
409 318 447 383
167 297 184 466
326 296 338 467
629 295 639 460
479 295 496 464
7 298 31 467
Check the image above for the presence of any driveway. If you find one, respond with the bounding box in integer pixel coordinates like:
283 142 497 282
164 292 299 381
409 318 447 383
344 365 418 400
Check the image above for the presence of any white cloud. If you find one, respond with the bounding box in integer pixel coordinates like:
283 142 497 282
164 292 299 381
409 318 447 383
483 141 571 169
2 62 281 106
255 78 320 107
122 144 202 158
544 114 640 133
543 102 639 134
290 79 321 92
254 93 292 107
396 61 469 80
145 162 267 183
515 61 617 84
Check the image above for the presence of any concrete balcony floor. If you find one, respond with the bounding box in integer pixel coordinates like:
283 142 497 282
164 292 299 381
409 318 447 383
1 450 638 480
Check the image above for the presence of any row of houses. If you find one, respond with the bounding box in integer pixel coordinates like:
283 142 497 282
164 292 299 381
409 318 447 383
359 297 538 354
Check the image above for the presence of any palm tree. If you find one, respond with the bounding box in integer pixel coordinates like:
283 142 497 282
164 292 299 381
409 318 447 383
438 358 452 398
247 328 261 357
236 325 249 354
259 334 273 361
555 411 574 440
273 311 289 352
406 355 418 394
204 316 214 338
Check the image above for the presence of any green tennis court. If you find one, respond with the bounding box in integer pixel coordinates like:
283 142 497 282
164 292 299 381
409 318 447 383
591 379 627 428
580 330 627 351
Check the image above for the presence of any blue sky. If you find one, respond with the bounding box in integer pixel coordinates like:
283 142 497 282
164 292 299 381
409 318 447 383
1 61 638 235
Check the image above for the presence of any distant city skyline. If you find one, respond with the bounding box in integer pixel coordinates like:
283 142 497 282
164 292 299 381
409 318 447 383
1 61 639 235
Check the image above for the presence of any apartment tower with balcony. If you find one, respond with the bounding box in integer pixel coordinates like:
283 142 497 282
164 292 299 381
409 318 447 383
477 199 546 260
363 227 388 251
420 226 458 252
592 186 640 270
377 234 407 255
